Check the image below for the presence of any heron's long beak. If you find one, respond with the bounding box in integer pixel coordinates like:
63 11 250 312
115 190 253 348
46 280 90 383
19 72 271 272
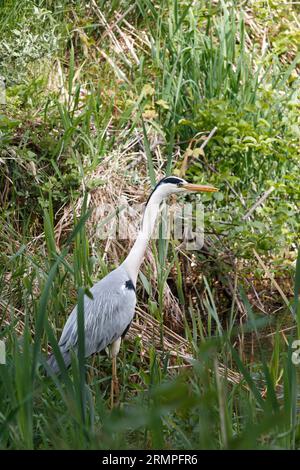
182 183 218 193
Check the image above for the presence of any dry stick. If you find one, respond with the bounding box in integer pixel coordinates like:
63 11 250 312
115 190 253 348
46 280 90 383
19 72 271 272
242 186 275 221
180 126 217 177
189 137 245 206
180 127 248 318
240 189 291 313
199 126 218 151
97 48 130 84
252 249 292 311
101 4 136 40
91 1 133 68
197 141 289 314
116 25 140 66
266 325 296 337
241 186 292 311
90 1 130 83
180 127 246 315
250 285 268 314
208 173 287 362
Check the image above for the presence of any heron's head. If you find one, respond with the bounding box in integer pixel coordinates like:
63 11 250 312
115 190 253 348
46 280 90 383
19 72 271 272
149 176 218 202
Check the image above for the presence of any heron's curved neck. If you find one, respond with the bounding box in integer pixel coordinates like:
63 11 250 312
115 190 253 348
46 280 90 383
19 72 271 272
123 190 163 285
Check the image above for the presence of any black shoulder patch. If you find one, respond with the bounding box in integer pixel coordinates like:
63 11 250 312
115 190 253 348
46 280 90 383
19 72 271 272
121 321 132 338
125 279 135 292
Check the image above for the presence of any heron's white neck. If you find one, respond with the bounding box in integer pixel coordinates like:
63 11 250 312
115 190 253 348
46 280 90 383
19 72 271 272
123 189 164 285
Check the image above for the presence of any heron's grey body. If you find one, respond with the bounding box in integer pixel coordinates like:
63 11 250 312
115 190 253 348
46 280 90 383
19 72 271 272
47 265 136 373
46 176 217 386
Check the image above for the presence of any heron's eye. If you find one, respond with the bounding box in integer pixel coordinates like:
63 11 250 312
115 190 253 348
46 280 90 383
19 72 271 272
177 182 184 187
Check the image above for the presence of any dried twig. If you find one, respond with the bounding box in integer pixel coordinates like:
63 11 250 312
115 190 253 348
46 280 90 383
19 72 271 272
242 187 275 221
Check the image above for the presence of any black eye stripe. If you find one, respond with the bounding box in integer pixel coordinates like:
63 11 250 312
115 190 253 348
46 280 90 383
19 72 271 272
144 176 185 209
161 177 184 185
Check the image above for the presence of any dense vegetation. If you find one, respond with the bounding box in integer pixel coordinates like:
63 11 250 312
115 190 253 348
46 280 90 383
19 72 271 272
0 0 300 449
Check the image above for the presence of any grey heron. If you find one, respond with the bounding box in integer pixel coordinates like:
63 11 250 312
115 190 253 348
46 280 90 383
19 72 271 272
47 176 217 406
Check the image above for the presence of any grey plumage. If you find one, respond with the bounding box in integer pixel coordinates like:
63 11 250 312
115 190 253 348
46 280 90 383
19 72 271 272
46 176 218 385
47 265 136 374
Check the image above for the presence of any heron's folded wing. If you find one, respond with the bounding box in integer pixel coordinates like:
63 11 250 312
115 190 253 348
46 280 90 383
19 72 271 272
58 275 136 357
